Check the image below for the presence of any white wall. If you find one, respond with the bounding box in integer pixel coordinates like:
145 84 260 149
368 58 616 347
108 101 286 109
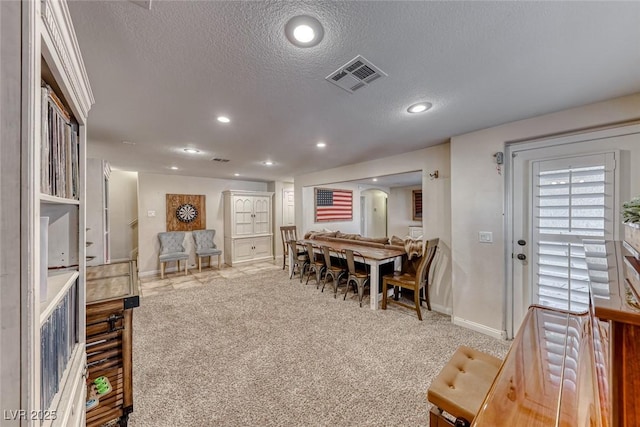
109 170 138 261
388 185 422 239
295 143 452 313
86 158 107 265
450 93 640 338
137 172 267 276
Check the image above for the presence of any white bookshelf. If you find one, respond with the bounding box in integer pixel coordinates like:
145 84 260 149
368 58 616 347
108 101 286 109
11 1 95 426
40 270 79 326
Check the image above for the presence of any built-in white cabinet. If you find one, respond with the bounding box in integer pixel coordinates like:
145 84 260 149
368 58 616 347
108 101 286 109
1 1 94 426
408 226 423 239
86 158 111 265
223 190 274 266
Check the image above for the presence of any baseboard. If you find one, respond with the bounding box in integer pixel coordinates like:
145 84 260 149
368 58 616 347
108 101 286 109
139 264 197 278
110 257 130 263
430 303 452 316
138 269 159 278
452 317 507 340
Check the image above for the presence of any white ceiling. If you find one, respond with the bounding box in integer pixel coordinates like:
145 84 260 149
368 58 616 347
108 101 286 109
68 1 640 183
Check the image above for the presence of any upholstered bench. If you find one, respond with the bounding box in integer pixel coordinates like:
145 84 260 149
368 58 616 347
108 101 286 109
427 346 502 427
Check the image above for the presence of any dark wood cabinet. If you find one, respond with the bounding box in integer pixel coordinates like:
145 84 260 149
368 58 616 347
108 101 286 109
86 261 139 427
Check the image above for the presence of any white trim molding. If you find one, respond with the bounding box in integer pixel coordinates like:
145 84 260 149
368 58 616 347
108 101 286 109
41 0 94 120
453 316 508 340
430 303 452 316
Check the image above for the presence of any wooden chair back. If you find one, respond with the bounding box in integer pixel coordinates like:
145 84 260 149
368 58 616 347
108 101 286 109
280 225 298 269
418 238 439 288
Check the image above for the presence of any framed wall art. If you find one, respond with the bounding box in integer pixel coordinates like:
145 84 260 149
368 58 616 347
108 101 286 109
314 188 353 222
412 189 422 221
166 194 206 231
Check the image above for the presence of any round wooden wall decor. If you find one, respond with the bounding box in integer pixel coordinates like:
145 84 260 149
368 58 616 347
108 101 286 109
176 203 198 223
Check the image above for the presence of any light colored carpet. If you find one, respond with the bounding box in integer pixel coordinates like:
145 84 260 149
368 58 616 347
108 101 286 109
129 266 509 427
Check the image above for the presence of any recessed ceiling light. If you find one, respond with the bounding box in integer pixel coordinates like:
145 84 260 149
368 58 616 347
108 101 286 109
407 102 433 114
170 166 178 170
293 25 314 43
316 142 326 148
122 140 136 145
263 161 274 166
234 173 240 177
217 116 230 123
285 15 324 48
184 148 200 154
372 178 378 182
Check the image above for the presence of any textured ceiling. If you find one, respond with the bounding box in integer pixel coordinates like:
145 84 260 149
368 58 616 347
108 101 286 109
68 1 640 182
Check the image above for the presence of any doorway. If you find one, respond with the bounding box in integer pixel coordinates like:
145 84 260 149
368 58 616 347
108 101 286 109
506 124 640 337
361 189 388 237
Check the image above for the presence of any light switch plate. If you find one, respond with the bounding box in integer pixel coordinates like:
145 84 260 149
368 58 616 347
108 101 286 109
479 231 493 243
147 210 156 217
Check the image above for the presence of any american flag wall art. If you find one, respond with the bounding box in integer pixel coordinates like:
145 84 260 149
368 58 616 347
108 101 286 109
315 188 353 222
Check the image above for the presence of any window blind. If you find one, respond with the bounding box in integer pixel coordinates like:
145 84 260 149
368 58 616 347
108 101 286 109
533 154 614 312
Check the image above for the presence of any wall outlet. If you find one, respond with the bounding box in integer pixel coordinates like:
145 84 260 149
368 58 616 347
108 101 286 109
147 210 156 217
478 231 493 243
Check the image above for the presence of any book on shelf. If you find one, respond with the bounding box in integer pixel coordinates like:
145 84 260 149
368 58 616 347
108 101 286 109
40 83 80 200
40 281 78 412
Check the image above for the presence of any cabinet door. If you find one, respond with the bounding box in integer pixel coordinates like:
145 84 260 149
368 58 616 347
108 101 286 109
233 238 254 262
253 196 271 235
253 236 272 258
234 197 254 235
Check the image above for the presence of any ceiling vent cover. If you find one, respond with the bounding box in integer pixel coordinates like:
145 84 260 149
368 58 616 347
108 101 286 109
326 55 387 94
211 157 230 163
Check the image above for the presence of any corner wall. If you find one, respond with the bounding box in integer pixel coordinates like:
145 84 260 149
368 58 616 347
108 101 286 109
388 185 422 239
137 172 267 276
450 92 640 338
108 170 138 261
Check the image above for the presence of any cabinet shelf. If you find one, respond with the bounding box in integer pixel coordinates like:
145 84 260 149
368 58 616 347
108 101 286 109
40 270 79 325
40 193 80 205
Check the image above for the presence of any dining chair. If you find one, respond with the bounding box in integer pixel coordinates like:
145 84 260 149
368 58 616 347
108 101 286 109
192 229 223 272
304 242 326 287
158 231 189 279
381 238 439 320
343 249 370 307
321 246 347 297
280 225 302 270
288 239 309 282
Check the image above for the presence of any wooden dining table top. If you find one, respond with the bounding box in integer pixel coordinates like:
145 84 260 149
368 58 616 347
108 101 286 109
297 239 405 261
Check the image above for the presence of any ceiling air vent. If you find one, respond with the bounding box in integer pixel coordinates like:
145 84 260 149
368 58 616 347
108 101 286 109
211 157 230 163
325 55 387 94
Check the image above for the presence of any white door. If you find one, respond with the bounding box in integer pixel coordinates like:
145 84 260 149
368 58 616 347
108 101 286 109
283 190 294 226
234 198 254 236
253 236 272 258
233 238 254 262
253 196 271 234
511 150 616 331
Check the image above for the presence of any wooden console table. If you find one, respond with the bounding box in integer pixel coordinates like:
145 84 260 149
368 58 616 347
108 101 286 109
86 260 139 427
471 237 640 426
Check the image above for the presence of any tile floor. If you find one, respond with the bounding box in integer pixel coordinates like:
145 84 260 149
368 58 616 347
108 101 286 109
138 261 283 297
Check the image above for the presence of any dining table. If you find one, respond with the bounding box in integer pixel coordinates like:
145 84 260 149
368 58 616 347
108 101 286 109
291 239 406 309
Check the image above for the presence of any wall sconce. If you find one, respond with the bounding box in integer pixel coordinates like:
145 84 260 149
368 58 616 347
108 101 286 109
429 170 439 180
